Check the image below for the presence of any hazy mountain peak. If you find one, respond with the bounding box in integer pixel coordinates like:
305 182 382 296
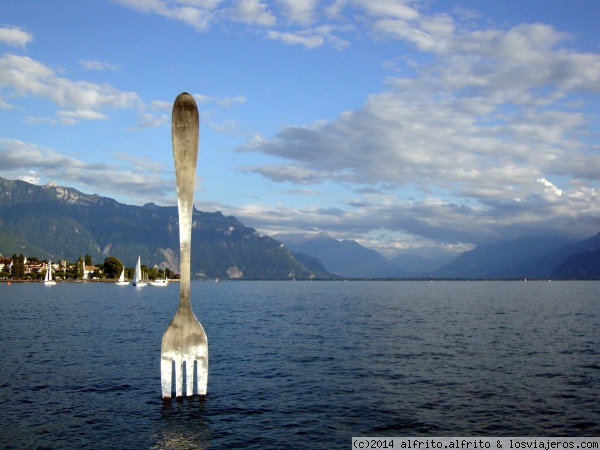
275 232 408 278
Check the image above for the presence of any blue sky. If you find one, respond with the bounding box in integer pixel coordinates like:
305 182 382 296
1 0 599 259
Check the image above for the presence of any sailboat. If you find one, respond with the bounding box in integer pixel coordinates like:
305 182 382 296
44 260 56 286
132 256 147 287
115 268 129 286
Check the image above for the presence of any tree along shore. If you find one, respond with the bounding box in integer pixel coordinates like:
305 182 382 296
0 253 177 282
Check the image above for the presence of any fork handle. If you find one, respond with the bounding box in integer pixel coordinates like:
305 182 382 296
172 92 199 308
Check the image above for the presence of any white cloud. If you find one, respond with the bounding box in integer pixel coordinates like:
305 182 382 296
0 138 174 204
244 16 600 192
277 0 317 25
0 54 140 122
239 12 600 244
537 178 564 197
114 0 216 30
0 98 13 110
115 0 351 49
79 59 122 71
176 0 223 7
241 164 330 184
228 0 276 26
131 112 169 129
0 25 33 47
267 29 323 48
267 25 349 49
58 109 110 121
130 99 172 129
193 93 246 107
19 171 40 185
227 181 600 251
209 118 244 134
356 0 420 20
216 95 247 107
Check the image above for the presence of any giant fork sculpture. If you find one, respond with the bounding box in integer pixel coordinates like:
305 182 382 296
161 92 208 399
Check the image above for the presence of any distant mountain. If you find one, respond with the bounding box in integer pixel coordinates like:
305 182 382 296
391 252 455 276
291 252 337 278
521 232 600 278
435 234 600 279
547 232 600 279
0 177 330 280
274 233 408 278
0 222 47 257
551 249 600 279
435 237 571 279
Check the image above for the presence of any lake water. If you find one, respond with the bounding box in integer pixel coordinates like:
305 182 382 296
0 280 598 449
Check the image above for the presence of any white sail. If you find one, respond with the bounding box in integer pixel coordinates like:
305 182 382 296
132 256 147 287
44 260 56 285
115 268 128 285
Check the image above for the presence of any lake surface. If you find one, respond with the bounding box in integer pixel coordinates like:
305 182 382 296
0 280 598 449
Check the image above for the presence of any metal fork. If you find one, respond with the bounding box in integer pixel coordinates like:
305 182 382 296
160 92 208 399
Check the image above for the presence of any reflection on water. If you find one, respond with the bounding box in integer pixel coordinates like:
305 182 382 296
154 398 212 450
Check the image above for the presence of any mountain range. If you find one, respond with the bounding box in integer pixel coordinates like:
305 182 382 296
434 234 600 279
1 177 598 279
276 232 600 279
0 177 330 280
274 233 409 278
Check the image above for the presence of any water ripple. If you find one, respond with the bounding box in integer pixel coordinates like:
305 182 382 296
0 281 599 448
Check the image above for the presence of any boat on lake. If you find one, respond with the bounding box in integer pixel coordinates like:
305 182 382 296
150 276 169 286
44 260 56 286
115 268 129 286
131 256 147 287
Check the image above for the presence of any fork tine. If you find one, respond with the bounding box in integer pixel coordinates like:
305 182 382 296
185 357 194 396
161 357 173 399
197 357 208 395
175 357 184 397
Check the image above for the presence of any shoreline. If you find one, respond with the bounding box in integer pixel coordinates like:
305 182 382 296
1 278 598 283
0 279 180 283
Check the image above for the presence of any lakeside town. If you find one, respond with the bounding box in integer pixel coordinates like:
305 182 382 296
0 253 176 282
